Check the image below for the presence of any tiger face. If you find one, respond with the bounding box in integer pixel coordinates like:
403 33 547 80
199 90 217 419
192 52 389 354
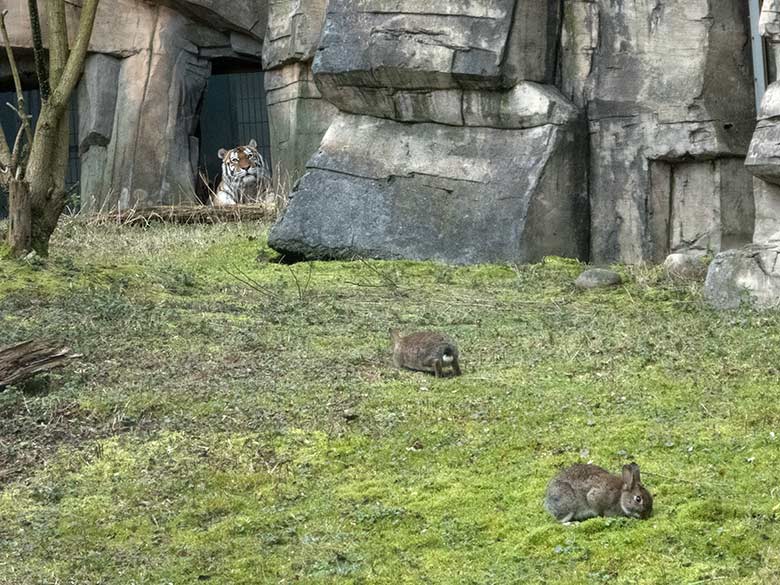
213 139 270 205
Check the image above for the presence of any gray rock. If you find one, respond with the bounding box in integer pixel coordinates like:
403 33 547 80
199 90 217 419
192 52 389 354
753 179 780 243
263 0 334 181
269 111 589 264
160 0 267 40
79 146 108 213
313 0 559 107
562 0 755 264
86 8 211 210
704 244 780 310
574 269 622 290
78 54 120 154
746 82 780 185
265 63 338 181
663 253 709 281
263 0 328 70
760 0 780 41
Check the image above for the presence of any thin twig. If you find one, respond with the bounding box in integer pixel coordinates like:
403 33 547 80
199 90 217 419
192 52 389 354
287 262 314 302
223 264 279 300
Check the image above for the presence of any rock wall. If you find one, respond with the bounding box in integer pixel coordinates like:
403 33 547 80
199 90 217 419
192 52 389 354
1 0 771 265
747 0 780 244
561 0 755 263
1 0 272 212
270 0 590 264
263 0 336 181
270 0 758 264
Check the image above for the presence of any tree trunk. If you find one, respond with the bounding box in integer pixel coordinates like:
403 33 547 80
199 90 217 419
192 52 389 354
30 186 67 256
8 178 32 256
16 0 101 257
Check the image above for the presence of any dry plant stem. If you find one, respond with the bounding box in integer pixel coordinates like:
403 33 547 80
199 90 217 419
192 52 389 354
223 265 279 300
99 204 274 225
288 263 314 301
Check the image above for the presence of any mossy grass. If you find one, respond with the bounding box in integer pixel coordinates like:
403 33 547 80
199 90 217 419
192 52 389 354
1 218 779 583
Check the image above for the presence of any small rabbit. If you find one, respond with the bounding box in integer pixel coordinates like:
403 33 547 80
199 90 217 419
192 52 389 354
544 462 653 523
389 329 462 378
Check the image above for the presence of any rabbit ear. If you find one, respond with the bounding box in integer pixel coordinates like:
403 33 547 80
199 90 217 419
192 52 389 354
622 463 641 488
389 328 400 341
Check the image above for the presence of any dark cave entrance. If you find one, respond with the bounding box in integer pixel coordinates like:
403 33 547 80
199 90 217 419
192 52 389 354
197 57 272 202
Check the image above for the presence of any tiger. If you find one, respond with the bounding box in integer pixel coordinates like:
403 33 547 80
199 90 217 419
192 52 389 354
212 139 271 206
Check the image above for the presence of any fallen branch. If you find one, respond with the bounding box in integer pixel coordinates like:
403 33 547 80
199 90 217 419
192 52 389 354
93 204 275 225
0 340 82 389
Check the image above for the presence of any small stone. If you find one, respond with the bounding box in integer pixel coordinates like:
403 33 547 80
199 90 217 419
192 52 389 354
664 252 709 280
574 268 622 290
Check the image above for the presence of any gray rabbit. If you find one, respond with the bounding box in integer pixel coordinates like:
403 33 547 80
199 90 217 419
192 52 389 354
544 462 653 523
390 329 462 378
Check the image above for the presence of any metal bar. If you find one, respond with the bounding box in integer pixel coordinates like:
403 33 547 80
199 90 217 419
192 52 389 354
750 0 768 114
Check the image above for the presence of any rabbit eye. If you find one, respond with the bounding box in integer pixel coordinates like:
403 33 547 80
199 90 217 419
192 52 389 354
634 495 642 503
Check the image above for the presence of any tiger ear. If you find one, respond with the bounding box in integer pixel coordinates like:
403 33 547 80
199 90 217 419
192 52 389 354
218 148 227 160
248 139 258 149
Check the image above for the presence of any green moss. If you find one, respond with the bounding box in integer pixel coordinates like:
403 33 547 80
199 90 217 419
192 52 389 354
0 221 779 583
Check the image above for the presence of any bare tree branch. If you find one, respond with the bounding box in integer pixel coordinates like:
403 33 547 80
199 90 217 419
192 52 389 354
28 0 99 206
48 0 99 112
9 123 27 172
0 10 33 153
27 0 50 100
47 0 69 88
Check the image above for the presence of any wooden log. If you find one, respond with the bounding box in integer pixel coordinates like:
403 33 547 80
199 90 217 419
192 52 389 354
8 178 31 256
0 340 81 389
96 204 275 226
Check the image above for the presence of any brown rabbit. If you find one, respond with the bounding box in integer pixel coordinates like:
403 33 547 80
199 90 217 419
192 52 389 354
544 462 653 523
389 329 462 378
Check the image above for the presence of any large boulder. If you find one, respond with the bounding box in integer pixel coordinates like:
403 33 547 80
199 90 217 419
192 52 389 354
269 106 589 264
704 243 780 309
270 0 590 263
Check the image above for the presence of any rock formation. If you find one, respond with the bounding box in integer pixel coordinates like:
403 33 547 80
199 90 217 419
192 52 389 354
269 1 590 264
270 0 758 264
2 0 774 268
704 0 780 309
263 0 337 181
1 0 270 212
